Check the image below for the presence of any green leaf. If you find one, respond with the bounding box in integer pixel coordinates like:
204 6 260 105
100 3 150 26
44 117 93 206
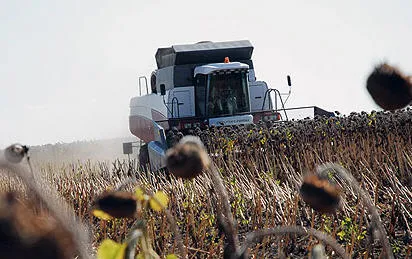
166 254 178 259
337 230 346 240
324 225 331 233
149 191 169 212
97 239 126 259
93 209 113 221
357 230 367 241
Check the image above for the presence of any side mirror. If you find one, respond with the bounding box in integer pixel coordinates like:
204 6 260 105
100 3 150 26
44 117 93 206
160 84 166 95
287 75 292 87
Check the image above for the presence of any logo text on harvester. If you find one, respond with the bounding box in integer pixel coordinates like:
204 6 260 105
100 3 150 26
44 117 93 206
221 119 251 124
218 118 251 124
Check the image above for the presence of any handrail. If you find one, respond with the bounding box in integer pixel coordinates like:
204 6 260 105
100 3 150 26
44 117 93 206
162 96 181 118
262 89 289 121
163 95 174 117
261 89 275 110
138 76 149 96
171 97 180 118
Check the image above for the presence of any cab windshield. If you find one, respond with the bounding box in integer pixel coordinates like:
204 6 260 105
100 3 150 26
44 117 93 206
207 70 250 117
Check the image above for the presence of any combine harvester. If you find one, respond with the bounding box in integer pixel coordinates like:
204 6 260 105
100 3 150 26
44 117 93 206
123 40 333 170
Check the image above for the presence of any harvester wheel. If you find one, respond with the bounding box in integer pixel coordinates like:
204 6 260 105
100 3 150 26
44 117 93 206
139 144 149 168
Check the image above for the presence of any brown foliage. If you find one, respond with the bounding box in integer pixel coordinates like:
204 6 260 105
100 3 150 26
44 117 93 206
0 192 76 259
300 174 341 214
366 63 412 110
93 191 137 218
166 136 210 180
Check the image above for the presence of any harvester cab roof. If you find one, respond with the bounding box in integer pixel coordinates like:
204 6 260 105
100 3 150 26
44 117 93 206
194 62 249 76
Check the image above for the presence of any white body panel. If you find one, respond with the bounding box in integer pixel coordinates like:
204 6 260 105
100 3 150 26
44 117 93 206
249 81 272 111
167 86 195 118
129 86 195 122
130 93 168 118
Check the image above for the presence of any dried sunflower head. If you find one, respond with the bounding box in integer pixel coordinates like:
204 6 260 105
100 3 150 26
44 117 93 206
93 191 137 218
300 174 341 214
366 63 412 110
0 192 76 259
4 144 29 163
165 136 210 180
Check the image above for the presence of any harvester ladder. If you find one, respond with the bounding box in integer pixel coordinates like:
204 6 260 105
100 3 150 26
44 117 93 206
138 76 149 96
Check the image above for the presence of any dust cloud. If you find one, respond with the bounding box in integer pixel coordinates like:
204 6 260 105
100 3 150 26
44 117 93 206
27 137 140 165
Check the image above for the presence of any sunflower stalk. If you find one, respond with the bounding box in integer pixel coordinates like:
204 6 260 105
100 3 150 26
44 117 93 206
317 163 394 259
150 193 186 258
208 162 240 258
240 226 350 259
124 227 143 259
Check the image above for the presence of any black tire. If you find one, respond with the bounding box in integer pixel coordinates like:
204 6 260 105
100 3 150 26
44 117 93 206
138 144 149 168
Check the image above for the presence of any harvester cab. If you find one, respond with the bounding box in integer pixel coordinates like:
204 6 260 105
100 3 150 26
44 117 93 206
126 40 296 170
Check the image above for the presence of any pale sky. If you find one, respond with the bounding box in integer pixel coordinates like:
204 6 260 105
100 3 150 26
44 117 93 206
1 0 411 148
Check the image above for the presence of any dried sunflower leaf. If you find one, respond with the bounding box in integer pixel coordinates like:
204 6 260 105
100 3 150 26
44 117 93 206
135 187 145 201
97 239 126 259
93 209 113 221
